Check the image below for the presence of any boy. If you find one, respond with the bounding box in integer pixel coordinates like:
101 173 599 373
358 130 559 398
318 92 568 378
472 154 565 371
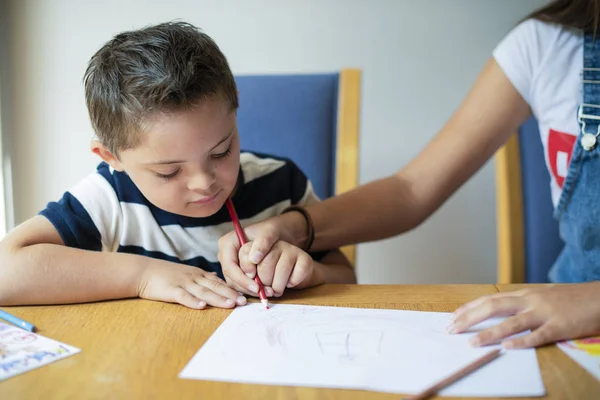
0 22 355 309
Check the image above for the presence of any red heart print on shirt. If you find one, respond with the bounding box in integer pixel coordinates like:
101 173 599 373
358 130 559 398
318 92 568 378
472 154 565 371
547 128 577 188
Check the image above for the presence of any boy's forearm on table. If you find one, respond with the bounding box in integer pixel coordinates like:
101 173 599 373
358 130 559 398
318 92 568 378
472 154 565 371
302 247 356 287
0 244 146 305
307 260 356 287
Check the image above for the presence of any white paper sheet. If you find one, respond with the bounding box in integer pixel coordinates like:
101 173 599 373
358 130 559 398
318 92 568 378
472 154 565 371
557 337 600 381
180 304 545 397
0 322 81 381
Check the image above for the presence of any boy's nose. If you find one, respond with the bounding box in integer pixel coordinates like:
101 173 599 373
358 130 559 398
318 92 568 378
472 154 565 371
187 170 216 191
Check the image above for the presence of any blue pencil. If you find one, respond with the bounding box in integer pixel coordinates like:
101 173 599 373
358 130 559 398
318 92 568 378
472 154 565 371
0 309 36 332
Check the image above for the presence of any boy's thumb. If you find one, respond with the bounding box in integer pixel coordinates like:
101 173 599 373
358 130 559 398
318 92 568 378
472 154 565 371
249 236 277 264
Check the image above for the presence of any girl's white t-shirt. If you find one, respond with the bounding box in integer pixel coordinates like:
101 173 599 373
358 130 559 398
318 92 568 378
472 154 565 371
493 18 584 207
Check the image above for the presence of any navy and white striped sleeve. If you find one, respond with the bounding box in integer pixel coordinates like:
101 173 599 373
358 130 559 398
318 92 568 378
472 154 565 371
39 170 122 252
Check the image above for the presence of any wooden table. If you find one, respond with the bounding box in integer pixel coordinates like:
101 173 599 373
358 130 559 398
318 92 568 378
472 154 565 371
0 284 598 399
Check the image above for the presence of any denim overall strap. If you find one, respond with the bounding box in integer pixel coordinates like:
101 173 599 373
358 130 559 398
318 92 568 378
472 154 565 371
550 33 600 283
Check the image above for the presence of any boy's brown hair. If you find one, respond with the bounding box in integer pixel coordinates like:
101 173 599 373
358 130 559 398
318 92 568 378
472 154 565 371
83 21 238 155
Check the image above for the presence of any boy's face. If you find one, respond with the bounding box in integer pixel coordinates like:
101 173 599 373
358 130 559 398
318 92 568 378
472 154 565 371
97 99 240 218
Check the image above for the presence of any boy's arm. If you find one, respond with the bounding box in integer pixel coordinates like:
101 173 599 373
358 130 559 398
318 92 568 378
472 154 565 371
297 249 356 289
0 216 244 308
0 216 142 304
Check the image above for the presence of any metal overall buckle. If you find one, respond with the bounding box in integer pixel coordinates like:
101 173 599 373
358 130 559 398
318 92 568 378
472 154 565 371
580 67 600 151
578 103 600 151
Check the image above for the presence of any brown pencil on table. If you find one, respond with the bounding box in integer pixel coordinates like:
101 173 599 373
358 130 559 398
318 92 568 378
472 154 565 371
406 349 503 400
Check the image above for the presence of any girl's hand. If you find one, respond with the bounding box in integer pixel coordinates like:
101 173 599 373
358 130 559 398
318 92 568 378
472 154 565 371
448 282 600 348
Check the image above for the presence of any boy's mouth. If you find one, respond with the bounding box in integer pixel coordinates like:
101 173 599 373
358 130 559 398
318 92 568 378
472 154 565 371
189 189 222 205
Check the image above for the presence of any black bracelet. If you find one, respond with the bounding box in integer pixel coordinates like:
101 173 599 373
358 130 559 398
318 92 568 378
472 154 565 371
281 205 315 252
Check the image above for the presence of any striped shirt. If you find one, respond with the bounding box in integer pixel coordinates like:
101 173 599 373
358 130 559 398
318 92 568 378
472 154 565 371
40 152 324 279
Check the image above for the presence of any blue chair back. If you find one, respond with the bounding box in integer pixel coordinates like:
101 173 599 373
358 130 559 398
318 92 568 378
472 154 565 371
518 117 565 282
234 74 339 200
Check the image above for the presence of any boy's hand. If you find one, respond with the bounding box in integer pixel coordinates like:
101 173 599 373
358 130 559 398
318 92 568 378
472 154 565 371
217 212 307 282
448 282 600 348
223 240 321 298
137 261 247 309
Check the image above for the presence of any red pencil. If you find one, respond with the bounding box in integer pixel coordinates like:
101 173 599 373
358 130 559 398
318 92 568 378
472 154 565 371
225 198 270 309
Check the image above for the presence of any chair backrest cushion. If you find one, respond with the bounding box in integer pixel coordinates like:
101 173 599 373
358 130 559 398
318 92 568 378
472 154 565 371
518 117 565 282
235 74 339 199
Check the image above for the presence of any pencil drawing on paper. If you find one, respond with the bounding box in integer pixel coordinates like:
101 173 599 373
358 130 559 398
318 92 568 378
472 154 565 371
315 330 384 361
228 308 392 364
240 308 434 359
229 306 436 365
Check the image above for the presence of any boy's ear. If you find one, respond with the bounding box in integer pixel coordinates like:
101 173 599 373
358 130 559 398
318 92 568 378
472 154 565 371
90 140 125 171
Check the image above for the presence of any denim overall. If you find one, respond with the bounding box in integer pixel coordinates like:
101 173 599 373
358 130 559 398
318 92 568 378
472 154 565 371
550 33 600 283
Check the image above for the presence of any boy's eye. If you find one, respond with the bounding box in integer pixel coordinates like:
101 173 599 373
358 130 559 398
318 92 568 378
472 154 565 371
155 169 180 180
212 147 232 159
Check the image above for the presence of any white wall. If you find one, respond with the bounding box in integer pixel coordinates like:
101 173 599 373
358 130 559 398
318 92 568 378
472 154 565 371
6 0 547 283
